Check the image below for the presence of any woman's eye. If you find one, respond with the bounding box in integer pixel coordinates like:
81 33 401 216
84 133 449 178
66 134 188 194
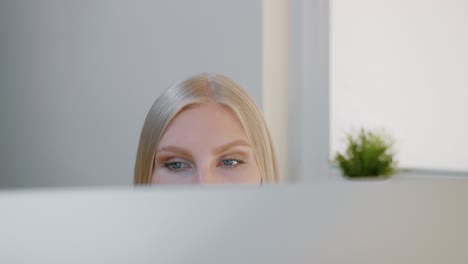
219 159 244 168
164 161 191 171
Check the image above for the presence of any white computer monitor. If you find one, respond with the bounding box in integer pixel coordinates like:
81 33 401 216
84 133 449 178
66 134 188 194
1 180 468 263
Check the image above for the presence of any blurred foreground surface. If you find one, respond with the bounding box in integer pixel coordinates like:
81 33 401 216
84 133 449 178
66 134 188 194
1 180 467 264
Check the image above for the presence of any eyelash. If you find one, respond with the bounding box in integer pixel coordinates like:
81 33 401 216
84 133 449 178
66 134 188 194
163 158 245 171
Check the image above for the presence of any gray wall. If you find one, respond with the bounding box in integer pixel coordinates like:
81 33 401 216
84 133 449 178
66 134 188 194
290 0 330 182
0 0 262 188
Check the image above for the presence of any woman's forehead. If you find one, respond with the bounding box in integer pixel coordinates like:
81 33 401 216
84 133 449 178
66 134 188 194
158 103 250 150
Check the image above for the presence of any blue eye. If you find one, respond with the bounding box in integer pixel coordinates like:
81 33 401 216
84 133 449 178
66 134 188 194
164 161 191 171
223 159 237 166
220 159 244 168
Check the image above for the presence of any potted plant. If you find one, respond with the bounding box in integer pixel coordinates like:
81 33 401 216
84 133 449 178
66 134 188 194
334 128 397 179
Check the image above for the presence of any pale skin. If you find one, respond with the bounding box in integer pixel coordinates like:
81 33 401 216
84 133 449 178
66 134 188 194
151 103 262 185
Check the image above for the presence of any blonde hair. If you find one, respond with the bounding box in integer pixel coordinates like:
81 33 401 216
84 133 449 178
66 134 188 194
134 73 279 184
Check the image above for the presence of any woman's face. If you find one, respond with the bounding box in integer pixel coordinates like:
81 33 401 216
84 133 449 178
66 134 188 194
152 103 262 185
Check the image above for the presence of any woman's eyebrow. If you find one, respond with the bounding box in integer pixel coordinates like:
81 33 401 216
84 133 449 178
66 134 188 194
156 146 192 158
213 139 251 155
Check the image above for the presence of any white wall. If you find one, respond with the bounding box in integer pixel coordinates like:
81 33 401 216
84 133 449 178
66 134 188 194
331 0 468 171
0 0 262 188
262 0 292 182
